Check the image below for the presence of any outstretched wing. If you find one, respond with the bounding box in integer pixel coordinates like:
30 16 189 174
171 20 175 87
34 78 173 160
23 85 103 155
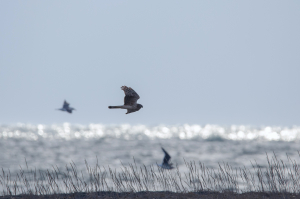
121 86 140 106
63 100 70 109
162 147 171 164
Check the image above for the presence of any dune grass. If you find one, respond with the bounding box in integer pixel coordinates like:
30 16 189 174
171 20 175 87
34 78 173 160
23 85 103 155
1 153 300 198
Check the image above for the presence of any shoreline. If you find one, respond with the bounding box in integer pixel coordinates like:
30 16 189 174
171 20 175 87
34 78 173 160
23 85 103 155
0 191 297 199
1 153 300 197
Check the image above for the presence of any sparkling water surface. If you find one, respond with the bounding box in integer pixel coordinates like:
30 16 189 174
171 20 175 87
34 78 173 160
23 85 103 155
1 123 300 174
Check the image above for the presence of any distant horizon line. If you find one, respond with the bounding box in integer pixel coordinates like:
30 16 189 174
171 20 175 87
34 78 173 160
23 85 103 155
0 122 299 127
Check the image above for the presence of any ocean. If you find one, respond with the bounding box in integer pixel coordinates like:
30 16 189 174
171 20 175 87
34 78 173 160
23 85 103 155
1 123 300 193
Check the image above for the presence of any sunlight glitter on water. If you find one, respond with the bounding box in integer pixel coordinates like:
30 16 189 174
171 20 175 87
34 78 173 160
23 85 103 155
0 123 300 141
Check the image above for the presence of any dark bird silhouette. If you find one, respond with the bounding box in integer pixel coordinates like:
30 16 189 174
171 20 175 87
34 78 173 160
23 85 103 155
56 100 76 114
109 86 143 114
157 147 174 169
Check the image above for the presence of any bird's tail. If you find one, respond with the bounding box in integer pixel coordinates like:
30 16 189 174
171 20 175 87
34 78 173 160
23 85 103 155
108 106 123 109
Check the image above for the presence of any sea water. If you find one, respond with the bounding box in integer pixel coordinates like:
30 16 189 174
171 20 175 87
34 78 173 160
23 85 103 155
1 123 300 192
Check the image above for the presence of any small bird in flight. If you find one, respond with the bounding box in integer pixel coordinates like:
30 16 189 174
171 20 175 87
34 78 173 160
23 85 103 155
108 86 143 114
157 147 174 170
57 100 76 114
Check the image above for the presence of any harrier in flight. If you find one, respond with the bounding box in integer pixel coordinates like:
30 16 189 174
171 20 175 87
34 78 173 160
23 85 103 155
157 147 174 170
108 86 143 114
57 100 76 114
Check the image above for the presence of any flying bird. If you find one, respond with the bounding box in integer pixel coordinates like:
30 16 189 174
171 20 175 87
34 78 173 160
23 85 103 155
57 100 76 114
157 147 174 170
108 86 143 114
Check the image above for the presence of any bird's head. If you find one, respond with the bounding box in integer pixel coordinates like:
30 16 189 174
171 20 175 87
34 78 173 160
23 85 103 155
137 104 143 109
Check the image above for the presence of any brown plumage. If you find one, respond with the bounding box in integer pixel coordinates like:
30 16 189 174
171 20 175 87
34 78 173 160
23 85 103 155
108 86 143 114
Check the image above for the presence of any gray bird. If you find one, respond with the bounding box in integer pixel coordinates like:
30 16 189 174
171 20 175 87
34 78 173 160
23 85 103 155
57 100 76 114
157 147 174 170
108 86 143 114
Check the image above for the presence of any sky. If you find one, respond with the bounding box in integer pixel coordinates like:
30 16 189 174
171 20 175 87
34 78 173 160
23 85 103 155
0 1 299 126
